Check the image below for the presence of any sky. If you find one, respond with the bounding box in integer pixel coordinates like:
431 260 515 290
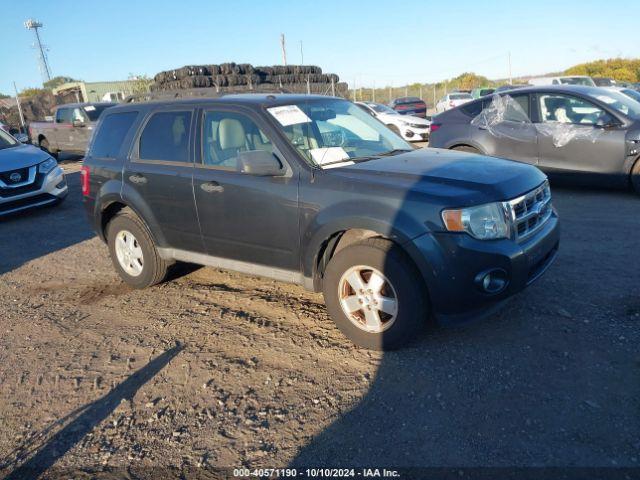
1 0 639 95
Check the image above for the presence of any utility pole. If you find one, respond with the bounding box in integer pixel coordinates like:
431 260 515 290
280 33 287 66
353 78 356 102
433 85 436 108
419 84 423 100
300 40 304 65
372 81 376 102
388 84 392 103
13 82 26 132
24 19 51 84
508 51 512 85
405 85 408 97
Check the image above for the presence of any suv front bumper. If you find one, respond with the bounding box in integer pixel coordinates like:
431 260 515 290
408 212 560 323
0 166 68 217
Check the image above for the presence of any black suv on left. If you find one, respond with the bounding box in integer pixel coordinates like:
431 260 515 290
82 94 559 350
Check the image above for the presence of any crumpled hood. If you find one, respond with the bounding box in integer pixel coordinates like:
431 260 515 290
326 148 547 205
0 144 50 171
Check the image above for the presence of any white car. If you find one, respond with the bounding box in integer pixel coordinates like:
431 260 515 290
355 102 430 142
528 75 596 87
435 93 473 113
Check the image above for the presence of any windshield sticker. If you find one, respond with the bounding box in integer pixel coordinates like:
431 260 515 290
310 146 350 167
84 105 96 111
267 105 311 127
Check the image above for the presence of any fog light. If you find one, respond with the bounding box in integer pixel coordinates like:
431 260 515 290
475 268 508 294
405 130 414 138
56 180 67 189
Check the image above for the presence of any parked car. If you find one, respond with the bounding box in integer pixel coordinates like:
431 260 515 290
435 92 473 113
429 85 640 194
0 121 10 134
82 94 559 350
494 84 529 93
0 128 67 216
605 86 640 104
388 97 427 118
471 87 495 99
593 77 616 87
528 76 595 87
355 101 430 141
29 102 115 157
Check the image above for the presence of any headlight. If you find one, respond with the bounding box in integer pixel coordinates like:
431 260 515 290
39 157 57 174
442 202 510 240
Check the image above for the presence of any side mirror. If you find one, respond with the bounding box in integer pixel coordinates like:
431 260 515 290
14 133 29 144
237 150 286 176
595 114 618 129
72 119 85 128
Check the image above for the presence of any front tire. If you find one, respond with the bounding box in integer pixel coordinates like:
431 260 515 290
106 210 169 288
322 238 429 350
39 138 58 158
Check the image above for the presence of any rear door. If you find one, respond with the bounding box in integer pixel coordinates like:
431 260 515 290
123 108 203 251
471 93 539 165
534 93 627 183
192 107 300 271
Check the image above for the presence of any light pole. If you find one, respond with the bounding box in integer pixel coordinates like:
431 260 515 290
24 19 51 84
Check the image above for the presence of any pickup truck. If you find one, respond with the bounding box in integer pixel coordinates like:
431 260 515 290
29 102 115 157
82 94 560 350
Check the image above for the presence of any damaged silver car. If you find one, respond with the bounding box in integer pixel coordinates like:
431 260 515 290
429 85 640 194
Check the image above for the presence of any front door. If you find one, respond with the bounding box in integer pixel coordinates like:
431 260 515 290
123 108 202 252
54 107 73 151
535 93 627 184
193 107 300 271
471 93 539 165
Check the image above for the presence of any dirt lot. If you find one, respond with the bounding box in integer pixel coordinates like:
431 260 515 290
0 158 638 478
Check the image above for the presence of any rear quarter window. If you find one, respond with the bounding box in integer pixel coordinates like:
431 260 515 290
460 101 483 117
90 112 138 159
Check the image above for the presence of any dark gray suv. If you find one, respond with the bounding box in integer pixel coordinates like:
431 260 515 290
82 94 559 349
429 85 640 194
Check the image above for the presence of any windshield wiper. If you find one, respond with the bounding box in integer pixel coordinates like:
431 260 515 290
375 148 413 157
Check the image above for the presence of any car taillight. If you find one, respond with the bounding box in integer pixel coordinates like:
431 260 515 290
80 165 90 196
430 123 441 133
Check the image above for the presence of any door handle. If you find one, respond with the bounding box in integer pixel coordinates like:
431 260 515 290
129 173 147 185
200 181 224 193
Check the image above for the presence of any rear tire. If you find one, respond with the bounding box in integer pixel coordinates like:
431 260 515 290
631 159 640 195
106 210 169 289
322 238 429 350
451 145 480 154
39 138 58 158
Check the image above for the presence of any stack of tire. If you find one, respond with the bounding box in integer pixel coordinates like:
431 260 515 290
149 62 348 97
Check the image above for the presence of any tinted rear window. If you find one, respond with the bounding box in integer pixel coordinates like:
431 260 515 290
450 93 472 100
139 111 192 162
90 111 138 158
460 100 483 117
83 105 112 121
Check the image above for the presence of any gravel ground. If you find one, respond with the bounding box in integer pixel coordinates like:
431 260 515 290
0 157 638 478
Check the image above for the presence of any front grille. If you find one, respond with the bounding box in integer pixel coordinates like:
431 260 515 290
0 167 30 185
505 180 552 242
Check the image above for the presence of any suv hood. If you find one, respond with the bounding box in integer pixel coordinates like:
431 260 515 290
328 148 547 205
0 144 50 171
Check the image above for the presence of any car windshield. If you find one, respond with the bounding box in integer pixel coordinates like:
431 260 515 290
0 129 19 150
267 99 412 167
83 104 111 121
589 90 640 119
560 77 595 86
451 93 472 100
370 103 398 114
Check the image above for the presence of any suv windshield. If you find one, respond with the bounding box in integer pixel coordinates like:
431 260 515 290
267 99 412 167
0 129 18 150
589 90 640 119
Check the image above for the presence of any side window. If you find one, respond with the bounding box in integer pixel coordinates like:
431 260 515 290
201 110 273 170
90 112 138 159
538 94 607 125
507 94 530 122
56 108 72 124
139 111 192 163
72 108 85 123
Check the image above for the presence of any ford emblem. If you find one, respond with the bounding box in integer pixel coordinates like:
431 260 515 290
9 172 22 183
532 201 545 216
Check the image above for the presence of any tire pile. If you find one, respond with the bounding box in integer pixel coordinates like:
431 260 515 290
148 63 348 97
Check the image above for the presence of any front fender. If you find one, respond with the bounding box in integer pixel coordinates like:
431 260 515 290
300 199 428 282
